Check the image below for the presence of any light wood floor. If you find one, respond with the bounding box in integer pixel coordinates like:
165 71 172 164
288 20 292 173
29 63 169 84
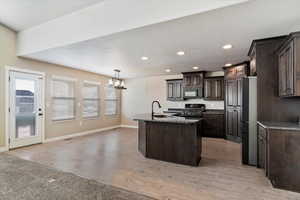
9 128 300 200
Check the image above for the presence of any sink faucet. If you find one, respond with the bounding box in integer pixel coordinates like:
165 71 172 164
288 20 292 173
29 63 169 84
152 101 162 116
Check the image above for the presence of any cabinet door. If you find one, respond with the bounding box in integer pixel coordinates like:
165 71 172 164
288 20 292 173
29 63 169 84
226 107 241 142
257 125 267 171
286 42 294 96
215 79 224 100
279 41 294 97
236 107 242 138
279 52 287 96
237 79 243 106
226 80 238 106
193 73 204 87
183 75 192 87
167 82 174 99
204 79 212 99
205 78 224 100
174 82 182 99
203 114 224 138
226 107 236 136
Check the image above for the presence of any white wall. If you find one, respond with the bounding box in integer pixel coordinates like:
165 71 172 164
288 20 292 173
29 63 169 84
121 73 224 126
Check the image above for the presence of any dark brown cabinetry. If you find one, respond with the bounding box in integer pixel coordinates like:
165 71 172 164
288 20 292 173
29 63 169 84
257 124 267 175
277 32 300 97
182 71 205 99
136 118 202 166
204 77 224 100
166 79 183 101
202 111 225 138
224 62 249 143
257 123 300 193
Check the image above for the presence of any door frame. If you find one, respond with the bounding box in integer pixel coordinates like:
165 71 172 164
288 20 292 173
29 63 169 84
5 66 46 150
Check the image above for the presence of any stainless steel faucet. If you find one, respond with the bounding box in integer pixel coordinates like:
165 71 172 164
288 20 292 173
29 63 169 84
152 101 162 116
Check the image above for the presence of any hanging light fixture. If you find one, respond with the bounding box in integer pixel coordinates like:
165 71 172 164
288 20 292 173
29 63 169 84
108 69 127 90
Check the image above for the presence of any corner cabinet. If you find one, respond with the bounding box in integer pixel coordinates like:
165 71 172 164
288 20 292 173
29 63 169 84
277 32 300 97
224 62 249 143
166 79 183 101
204 77 224 100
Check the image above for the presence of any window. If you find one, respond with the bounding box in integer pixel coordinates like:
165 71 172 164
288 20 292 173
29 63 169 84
82 81 100 118
105 85 118 115
52 76 76 121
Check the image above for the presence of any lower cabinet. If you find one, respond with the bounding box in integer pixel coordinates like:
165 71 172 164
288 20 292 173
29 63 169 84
226 106 242 143
202 112 225 138
257 124 267 175
257 123 300 193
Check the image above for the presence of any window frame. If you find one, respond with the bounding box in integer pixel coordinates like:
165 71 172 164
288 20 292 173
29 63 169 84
82 81 101 119
51 75 77 122
105 85 118 116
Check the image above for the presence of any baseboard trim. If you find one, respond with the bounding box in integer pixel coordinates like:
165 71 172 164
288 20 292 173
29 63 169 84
44 125 121 143
0 146 9 153
120 125 138 129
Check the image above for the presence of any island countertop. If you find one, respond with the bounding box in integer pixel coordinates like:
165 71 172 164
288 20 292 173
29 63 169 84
133 114 202 124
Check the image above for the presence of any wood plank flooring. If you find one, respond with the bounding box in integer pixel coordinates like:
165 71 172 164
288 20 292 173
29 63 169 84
9 128 300 200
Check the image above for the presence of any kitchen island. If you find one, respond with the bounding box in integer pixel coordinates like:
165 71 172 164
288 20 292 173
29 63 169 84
133 114 203 166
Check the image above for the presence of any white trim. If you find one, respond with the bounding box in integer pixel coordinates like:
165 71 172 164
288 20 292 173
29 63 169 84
6 66 45 76
44 125 121 143
83 80 101 86
0 146 9 153
4 67 10 151
120 125 138 129
52 75 77 82
5 66 46 150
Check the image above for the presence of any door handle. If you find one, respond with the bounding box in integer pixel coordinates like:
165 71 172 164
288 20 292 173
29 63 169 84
38 113 43 116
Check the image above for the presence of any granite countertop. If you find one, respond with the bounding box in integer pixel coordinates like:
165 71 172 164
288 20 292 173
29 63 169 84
257 121 300 131
133 114 202 124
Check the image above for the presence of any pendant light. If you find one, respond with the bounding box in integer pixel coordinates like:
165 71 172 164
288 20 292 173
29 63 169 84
108 69 127 90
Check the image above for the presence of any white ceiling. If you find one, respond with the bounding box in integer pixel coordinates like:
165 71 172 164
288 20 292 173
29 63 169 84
0 0 105 30
2 0 300 79
24 0 300 78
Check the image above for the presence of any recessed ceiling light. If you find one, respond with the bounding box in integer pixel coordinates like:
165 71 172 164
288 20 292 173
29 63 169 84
141 56 149 60
193 66 199 70
177 51 185 56
165 69 171 73
225 63 232 67
223 44 233 50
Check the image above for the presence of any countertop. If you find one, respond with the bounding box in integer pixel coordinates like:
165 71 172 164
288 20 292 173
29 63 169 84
257 121 300 131
164 109 224 115
133 114 202 124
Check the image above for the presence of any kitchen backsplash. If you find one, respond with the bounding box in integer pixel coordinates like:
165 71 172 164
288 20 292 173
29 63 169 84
166 98 224 110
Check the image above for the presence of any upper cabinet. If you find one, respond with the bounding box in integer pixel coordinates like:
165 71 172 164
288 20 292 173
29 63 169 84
224 62 250 80
204 77 224 100
166 79 183 101
182 71 205 99
277 32 300 97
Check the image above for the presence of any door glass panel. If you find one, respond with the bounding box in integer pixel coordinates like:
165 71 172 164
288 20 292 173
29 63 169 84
15 78 36 138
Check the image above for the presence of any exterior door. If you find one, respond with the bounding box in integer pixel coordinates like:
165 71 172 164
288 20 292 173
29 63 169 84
9 71 44 149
